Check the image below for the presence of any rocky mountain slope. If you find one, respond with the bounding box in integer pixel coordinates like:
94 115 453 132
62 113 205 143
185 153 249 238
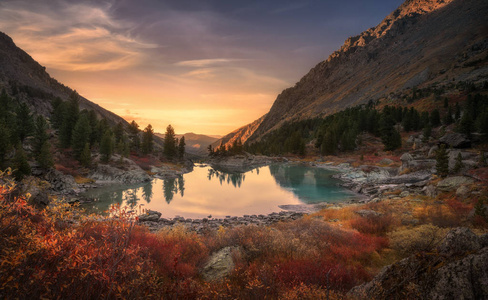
211 115 266 150
244 0 488 142
0 31 128 126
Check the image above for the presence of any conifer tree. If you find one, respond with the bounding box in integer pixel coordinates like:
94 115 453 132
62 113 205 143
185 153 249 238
15 103 34 143
59 91 80 148
80 143 91 168
100 130 114 163
71 115 92 160
33 116 49 157
430 109 441 127
435 144 449 177
380 114 402 151
453 152 464 173
163 124 177 159
178 136 186 159
37 141 54 169
0 123 11 167
128 120 140 152
50 97 65 130
141 124 154 155
12 144 31 181
422 124 432 143
443 106 454 125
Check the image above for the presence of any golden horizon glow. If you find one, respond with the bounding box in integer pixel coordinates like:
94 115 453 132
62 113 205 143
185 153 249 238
0 0 404 135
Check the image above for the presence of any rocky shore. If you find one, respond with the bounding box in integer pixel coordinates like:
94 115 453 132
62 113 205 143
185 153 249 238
138 210 305 233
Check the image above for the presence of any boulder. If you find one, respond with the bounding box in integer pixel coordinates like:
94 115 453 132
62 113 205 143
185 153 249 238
138 210 161 222
349 228 488 299
44 169 76 192
455 185 471 199
438 227 481 256
439 133 471 148
201 247 236 281
437 176 474 192
423 184 437 198
428 145 439 158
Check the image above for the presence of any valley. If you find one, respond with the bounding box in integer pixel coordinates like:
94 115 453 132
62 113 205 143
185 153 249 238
0 0 487 299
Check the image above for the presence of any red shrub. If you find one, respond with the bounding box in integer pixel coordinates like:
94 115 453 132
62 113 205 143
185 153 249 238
275 259 370 292
350 214 395 236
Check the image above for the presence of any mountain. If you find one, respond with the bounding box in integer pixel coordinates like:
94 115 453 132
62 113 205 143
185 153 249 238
155 132 220 157
0 31 128 126
211 115 266 150
242 0 488 142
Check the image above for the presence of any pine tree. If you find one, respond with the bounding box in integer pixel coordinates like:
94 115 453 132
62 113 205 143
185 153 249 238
15 103 34 143
0 123 11 167
71 115 92 160
430 109 441 127
207 144 214 157
380 114 402 151
12 144 31 181
36 141 54 169
178 136 186 159
436 144 449 177
59 91 80 148
100 130 114 163
80 143 91 168
163 124 177 159
141 124 154 155
33 116 49 157
453 152 464 173
50 97 65 129
128 120 140 152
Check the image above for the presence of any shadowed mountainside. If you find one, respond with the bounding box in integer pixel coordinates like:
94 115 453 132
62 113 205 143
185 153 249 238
0 31 129 126
241 0 488 142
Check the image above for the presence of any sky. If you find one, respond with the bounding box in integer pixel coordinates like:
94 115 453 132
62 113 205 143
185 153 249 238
0 0 404 135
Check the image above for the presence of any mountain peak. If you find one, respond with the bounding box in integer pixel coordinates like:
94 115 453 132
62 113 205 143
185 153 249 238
246 0 487 142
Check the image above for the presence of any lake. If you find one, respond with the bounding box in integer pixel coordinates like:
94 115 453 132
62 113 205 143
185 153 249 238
81 163 355 218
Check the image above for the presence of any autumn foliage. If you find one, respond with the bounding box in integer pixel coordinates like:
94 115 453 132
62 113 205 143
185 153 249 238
3 168 483 299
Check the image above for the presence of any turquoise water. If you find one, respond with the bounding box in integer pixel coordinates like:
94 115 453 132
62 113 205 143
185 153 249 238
81 163 355 218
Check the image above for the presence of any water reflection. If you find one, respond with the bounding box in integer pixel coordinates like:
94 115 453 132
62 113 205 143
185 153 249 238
268 164 352 204
207 168 247 188
81 164 354 218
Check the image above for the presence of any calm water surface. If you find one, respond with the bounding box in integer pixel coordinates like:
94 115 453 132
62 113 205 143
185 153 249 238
81 164 355 218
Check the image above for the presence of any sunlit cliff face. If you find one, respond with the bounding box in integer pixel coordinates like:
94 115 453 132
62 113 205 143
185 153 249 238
0 0 403 135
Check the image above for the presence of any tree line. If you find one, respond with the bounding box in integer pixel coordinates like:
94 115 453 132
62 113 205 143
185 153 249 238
0 89 186 181
245 93 488 156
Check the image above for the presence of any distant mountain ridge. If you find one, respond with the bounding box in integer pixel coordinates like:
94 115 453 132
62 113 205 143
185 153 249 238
155 132 219 157
0 31 129 126
232 0 487 143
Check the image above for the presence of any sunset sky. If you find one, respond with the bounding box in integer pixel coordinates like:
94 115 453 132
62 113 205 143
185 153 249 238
0 0 403 135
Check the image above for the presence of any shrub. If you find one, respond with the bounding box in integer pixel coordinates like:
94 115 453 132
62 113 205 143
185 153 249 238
389 224 449 257
350 214 395 236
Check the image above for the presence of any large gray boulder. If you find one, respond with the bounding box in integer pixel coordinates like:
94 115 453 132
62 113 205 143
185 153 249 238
201 247 237 281
138 210 162 222
437 176 474 192
44 169 76 192
439 133 471 148
349 228 488 299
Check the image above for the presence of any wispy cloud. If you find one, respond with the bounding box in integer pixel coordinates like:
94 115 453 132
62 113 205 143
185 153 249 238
175 58 239 67
0 0 156 71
